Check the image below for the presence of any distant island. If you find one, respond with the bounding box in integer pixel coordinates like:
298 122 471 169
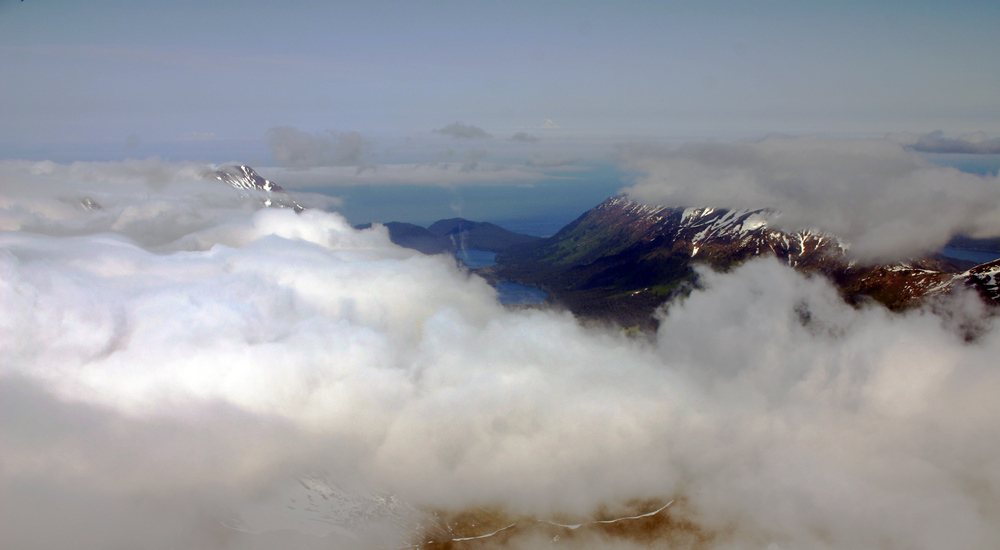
355 218 540 255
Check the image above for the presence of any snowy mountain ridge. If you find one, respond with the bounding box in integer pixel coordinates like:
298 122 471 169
492 195 997 328
212 165 304 212
604 195 848 265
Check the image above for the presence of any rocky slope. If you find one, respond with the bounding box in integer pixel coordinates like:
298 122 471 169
491 196 986 328
964 258 1000 301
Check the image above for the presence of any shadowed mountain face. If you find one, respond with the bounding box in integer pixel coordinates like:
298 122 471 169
491 196 992 328
427 218 540 252
363 222 453 255
357 218 540 255
965 259 1000 302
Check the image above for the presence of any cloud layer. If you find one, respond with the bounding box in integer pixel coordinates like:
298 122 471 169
2 160 1000 549
621 136 1000 261
909 130 1000 155
256 162 576 189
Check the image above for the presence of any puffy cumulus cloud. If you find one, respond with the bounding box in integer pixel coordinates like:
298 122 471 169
434 121 492 139
621 136 1000 261
267 126 373 168
3 164 1000 549
510 131 539 143
909 130 1000 155
649 261 1000 549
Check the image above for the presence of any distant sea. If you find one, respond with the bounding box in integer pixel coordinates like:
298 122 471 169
455 249 549 305
303 164 627 237
317 155 999 239
938 246 1000 265
496 281 548 305
923 154 1000 264
921 153 1000 177
455 249 498 268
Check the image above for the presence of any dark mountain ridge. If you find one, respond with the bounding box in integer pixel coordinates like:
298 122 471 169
356 218 540 255
489 195 993 328
428 218 540 252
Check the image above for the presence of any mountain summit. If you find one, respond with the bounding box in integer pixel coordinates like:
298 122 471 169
213 165 304 212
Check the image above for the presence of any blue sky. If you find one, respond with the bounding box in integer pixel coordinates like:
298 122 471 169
2 0 999 163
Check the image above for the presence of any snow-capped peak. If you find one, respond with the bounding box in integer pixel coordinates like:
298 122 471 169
212 165 304 212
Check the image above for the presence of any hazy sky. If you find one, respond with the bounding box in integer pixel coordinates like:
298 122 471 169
2 0 999 161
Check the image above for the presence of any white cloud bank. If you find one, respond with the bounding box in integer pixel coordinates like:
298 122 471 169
621 136 1000 261
1 160 1000 549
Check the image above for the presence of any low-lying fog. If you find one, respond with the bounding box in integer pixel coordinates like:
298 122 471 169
2 150 999 549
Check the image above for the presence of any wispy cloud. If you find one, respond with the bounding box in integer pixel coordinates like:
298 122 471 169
459 149 487 172
510 132 539 143
267 126 373 169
